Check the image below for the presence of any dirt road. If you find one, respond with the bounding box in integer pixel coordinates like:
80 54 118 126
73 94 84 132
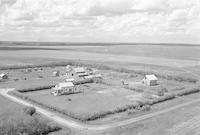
1 88 200 131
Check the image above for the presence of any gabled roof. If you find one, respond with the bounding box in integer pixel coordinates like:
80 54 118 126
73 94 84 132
74 67 85 73
145 74 158 80
58 82 74 88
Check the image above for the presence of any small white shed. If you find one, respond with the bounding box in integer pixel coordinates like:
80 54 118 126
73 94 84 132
0 73 8 80
142 74 158 86
52 71 60 77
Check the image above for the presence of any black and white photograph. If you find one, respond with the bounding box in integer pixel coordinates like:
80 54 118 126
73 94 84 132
0 0 200 135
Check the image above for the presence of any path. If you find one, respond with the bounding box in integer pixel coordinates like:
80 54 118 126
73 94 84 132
1 88 200 131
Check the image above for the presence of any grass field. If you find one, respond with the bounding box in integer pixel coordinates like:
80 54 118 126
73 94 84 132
0 95 24 117
0 95 70 135
87 92 200 135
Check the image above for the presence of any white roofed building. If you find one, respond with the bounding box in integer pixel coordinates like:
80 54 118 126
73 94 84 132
142 74 158 86
0 73 8 80
52 82 78 96
55 82 74 90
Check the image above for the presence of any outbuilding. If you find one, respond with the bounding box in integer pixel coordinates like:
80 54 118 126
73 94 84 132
0 73 8 80
142 74 158 86
74 67 85 73
65 78 75 82
52 71 60 77
66 67 87 78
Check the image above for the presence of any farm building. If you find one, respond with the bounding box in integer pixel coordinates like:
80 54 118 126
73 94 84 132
52 71 60 77
66 67 88 78
0 73 8 80
74 67 85 73
65 78 75 82
51 82 78 96
25 68 32 73
78 72 88 77
84 74 102 79
66 65 72 72
142 74 158 86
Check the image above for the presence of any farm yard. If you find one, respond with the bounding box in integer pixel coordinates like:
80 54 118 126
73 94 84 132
0 44 200 135
0 59 199 123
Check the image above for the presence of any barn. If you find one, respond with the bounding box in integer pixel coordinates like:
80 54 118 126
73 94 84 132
142 74 158 86
66 67 88 78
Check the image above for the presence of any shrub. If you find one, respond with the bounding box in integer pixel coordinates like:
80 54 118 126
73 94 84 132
156 91 164 96
17 85 55 93
141 105 151 112
23 106 36 116
127 109 138 115
0 114 61 135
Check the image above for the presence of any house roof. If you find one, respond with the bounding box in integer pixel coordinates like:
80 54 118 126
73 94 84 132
58 82 74 88
74 67 85 73
145 74 158 80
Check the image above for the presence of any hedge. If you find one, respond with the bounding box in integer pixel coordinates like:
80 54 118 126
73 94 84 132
9 86 200 121
17 85 55 93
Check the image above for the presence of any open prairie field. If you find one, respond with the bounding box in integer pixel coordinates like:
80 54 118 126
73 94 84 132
0 44 200 67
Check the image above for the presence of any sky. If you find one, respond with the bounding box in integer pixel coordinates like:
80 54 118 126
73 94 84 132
0 0 200 43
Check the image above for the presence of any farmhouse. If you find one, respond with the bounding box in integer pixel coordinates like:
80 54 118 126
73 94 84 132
0 73 8 80
51 82 77 96
142 74 158 86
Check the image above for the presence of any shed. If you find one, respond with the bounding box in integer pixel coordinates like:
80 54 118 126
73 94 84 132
52 71 60 77
0 73 8 80
25 68 32 73
142 74 158 86
66 65 72 72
